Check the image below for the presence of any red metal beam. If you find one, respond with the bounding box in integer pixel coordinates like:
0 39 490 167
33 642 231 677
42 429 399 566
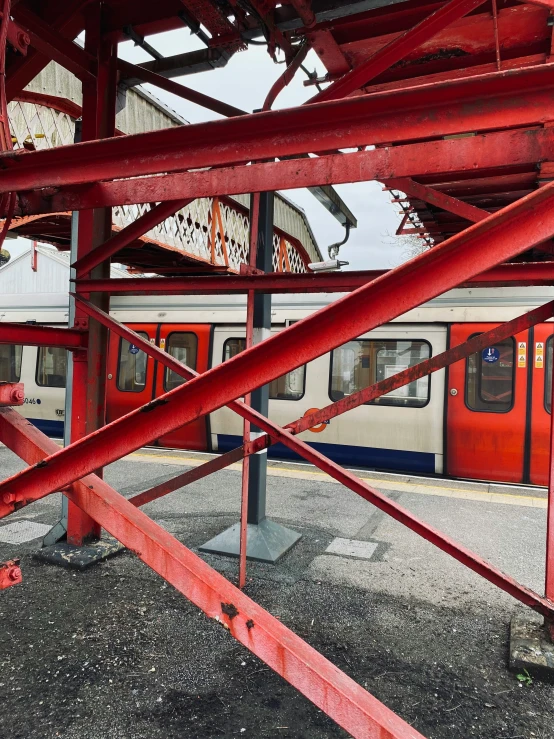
5 64 554 196
0 323 86 348
310 0 487 102
75 261 554 295
0 383 23 407
117 59 245 119
6 0 87 102
17 127 554 216
386 177 489 222
12 5 95 83
0 406 424 739
68 294 554 620
3 183 554 519
73 198 194 277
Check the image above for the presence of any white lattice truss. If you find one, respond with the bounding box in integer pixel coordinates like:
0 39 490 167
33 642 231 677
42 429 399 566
8 100 311 273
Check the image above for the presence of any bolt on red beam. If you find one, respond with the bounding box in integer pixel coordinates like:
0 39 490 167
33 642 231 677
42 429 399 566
3 182 554 516
0 407 424 739
4 64 554 194
79 296 554 618
0 559 21 589
0 382 23 407
19 127 554 215
0 322 86 348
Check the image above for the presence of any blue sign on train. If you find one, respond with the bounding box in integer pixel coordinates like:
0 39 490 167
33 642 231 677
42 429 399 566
129 344 140 355
482 347 499 363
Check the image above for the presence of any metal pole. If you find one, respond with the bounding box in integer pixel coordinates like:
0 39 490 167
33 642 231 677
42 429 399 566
545 337 554 637
200 191 300 564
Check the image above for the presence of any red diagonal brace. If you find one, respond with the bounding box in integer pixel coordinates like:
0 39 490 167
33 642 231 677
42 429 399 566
0 323 86 348
0 407 424 739
2 184 554 511
19 126 554 215
80 294 554 619
310 0 487 102
387 178 489 223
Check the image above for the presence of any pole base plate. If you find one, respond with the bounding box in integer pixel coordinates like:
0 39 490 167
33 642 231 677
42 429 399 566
34 537 124 570
199 519 301 564
509 611 554 683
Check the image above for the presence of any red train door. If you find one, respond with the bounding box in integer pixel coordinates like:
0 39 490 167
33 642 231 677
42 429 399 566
153 324 212 450
106 323 211 452
529 324 554 485
446 324 529 483
106 323 157 424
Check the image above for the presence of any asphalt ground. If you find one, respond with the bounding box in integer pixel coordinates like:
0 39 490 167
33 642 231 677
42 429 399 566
0 444 553 739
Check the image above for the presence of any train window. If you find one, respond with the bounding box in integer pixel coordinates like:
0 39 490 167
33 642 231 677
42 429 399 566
117 333 148 392
0 344 22 382
36 346 67 388
329 339 430 407
545 336 553 414
164 332 198 391
466 336 514 413
223 338 306 400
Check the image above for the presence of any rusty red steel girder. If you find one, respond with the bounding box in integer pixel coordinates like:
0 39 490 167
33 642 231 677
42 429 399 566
2 181 554 511
310 0 487 102
69 293 554 620
0 406 423 739
4 189 554 622
17 126 554 215
126 298 554 504
0 322 86 348
75 262 554 295
3 63 554 196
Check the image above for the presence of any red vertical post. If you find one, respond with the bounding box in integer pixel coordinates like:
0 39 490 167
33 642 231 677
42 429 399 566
66 5 117 545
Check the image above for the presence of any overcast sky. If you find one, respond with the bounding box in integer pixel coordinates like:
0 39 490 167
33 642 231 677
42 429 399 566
117 30 405 271
7 30 405 270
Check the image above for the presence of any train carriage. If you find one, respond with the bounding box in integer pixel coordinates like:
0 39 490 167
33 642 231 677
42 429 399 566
1 287 553 486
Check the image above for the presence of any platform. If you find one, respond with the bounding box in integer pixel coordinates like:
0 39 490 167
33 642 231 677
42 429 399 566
0 444 553 738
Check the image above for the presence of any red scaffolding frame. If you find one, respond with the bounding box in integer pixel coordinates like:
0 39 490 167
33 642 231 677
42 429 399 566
3 1 554 737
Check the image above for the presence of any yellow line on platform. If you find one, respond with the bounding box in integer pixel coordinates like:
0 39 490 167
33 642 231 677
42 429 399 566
128 451 547 509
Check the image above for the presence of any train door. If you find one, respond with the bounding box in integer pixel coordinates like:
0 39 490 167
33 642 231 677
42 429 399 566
107 323 211 451
153 324 212 450
528 324 554 485
106 323 157 424
446 324 529 482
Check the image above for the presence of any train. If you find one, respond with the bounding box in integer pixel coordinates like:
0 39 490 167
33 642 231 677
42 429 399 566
1 286 553 486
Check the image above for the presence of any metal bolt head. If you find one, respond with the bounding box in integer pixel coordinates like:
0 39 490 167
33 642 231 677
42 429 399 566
2 493 14 505
10 387 24 403
8 567 21 581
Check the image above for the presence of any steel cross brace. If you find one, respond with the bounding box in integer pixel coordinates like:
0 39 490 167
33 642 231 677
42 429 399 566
71 292 554 619
73 262 554 294
0 323 87 348
2 182 554 514
130 299 554 502
310 0 487 102
0 407 423 739
18 126 554 215
4 63 554 196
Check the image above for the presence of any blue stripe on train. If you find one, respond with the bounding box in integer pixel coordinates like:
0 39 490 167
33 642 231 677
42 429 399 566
216 434 435 474
28 418 64 437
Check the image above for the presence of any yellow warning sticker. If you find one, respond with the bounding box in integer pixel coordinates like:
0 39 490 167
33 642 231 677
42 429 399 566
536 342 544 369
518 341 526 368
